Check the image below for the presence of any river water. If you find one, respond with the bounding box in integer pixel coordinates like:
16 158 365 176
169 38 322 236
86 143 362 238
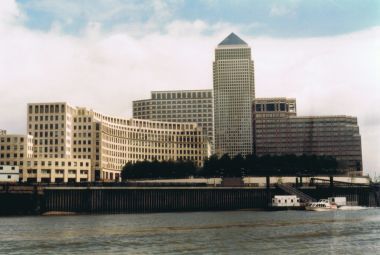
0 209 379 254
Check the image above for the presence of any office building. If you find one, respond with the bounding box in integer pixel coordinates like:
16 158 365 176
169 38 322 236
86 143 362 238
133 90 213 147
0 165 19 182
130 32 363 174
0 32 365 178
1 102 210 182
254 98 362 174
26 103 210 181
213 33 255 156
0 131 92 182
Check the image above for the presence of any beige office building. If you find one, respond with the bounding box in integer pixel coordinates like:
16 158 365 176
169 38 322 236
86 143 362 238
26 103 210 181
0 130 91 182
213 33 255 157
133 90 213 147
254 98 363 174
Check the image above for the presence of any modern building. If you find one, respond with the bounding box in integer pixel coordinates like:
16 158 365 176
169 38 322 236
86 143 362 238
130 33 363 174
26 103 210 181
21 158 91 183
133 89 213 147
0 165 19 182
213 33 255 157
0 131 34 162
0 130 92 182
0 32 365 178
0 102 210 182
254 98 362 174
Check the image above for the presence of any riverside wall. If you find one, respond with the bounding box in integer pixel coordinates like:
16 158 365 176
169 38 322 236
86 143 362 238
0 183 379 215
41 187 270 214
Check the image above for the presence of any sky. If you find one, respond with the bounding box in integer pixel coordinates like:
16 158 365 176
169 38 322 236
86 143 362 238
0 0 379 176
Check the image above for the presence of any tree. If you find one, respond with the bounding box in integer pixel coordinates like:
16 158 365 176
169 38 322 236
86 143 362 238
198 153 339 177
121 160 197 180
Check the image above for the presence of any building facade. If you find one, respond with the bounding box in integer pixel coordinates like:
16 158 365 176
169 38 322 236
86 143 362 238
0 131 34 162
21 158 91 183
0 33 365 178
254 98 362 174
133 90 213 148
0 103 210 182
0 130 92 182
0 165 19 182
26 103 210 181
213 33 255 157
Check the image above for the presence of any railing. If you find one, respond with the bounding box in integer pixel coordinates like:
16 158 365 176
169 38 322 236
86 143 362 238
310 177 371 187
277 183 317 203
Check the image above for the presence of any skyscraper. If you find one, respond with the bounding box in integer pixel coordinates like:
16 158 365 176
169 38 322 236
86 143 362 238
213 33 255 157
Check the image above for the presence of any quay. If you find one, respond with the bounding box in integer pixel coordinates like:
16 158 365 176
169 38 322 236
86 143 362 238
1 178 379 215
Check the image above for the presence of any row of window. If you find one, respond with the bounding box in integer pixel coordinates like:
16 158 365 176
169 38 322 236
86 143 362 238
26 169 89 175
0 160 90 167
151 91 212 100
29 115 65 122
0 145 27 151
0 137 30 143
28 104 66 114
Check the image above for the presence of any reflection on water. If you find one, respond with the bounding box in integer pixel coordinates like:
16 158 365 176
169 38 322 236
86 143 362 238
0 209 380 254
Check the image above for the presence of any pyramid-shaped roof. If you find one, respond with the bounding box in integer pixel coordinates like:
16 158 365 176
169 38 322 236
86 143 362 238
218 33 247 46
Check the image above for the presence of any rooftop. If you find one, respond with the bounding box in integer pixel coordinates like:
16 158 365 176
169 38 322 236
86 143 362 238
218 33 248 46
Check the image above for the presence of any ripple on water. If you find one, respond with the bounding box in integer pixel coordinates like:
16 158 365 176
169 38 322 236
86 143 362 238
0 209 380 255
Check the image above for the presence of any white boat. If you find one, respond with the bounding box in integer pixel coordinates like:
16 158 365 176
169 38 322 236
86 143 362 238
270 195 303 210
272 195 301 207
305 199 338 211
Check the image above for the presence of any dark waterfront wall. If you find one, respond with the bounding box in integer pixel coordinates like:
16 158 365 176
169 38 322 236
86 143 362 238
1 185 378 215
41 186 380 214
0 193 42 215
42 188 270 214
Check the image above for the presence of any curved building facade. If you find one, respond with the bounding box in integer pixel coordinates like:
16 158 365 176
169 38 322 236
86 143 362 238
26 103 210 181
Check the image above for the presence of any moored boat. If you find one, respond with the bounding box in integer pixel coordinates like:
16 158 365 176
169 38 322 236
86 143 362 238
305 199 338 211
269 195 304 210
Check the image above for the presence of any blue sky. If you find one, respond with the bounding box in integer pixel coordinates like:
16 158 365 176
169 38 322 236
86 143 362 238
16 0 380 37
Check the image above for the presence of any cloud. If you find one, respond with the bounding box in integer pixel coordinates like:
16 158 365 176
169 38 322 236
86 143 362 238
0 0 22 24
1 0 379 176
269 0 300 17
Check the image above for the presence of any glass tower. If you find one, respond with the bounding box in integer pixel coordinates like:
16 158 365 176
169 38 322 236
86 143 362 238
213 33 255 157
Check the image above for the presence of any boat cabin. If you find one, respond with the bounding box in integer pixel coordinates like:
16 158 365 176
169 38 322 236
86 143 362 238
272 195 300 207
328 197 346 206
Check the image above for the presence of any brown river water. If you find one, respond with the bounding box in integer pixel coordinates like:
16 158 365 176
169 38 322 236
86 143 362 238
0 209 379 254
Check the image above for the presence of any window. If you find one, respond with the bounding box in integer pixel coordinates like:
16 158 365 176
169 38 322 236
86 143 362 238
266 103 275 111
255 104 262 112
